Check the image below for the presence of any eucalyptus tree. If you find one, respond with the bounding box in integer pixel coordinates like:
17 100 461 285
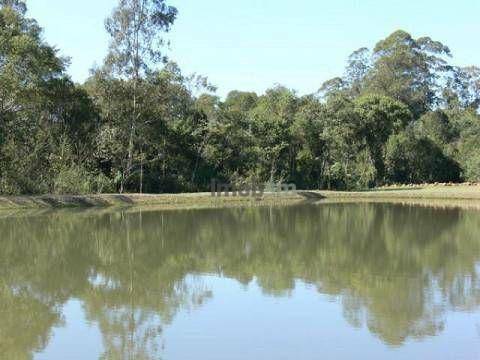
320 31 453 118
345 47 371 96
366 30 452 117
0 0 26 13
104 0 177 192
318 77 348 99
445 66 480 111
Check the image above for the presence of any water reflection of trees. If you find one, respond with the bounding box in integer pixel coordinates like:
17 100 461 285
0 203 479 357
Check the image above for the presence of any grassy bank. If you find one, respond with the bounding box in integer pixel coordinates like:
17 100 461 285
1 184 480 210
317 183 480 200
0 192 303 210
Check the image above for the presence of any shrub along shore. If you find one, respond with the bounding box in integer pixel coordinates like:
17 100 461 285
1 184 480 211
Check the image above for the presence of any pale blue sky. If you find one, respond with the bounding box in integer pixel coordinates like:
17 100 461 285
28 0 480 97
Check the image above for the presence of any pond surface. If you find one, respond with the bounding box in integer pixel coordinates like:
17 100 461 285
1 202 480 359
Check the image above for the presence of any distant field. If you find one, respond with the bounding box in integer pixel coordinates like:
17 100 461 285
317 184 480 200
0 184 480 210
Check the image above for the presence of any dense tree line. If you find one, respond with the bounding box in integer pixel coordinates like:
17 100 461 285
1 0 479 194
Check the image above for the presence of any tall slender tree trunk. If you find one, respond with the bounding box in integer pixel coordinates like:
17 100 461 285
270 157 277 183
140 149 143 194
162 137 167 179
191 133 208 187
125 0 143 194
125 88 136 192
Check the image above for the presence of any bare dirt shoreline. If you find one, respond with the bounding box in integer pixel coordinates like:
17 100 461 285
1 184 480 211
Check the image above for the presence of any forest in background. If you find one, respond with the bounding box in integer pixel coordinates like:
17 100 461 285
1 0 479 195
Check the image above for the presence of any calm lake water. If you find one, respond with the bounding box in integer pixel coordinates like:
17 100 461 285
1 202 480 359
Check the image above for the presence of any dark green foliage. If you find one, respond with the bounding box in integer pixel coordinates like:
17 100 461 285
354 94 412 184
0 2 479 194
415 110 456 146
0 2 101 194
385 131 461 184
453 111 480 181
